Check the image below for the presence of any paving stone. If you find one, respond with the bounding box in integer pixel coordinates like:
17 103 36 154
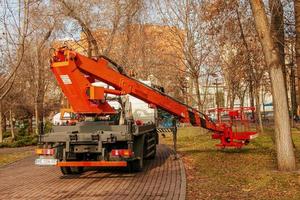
0 144 186 200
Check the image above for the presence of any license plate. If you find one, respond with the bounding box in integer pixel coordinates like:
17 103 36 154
35 157 57 166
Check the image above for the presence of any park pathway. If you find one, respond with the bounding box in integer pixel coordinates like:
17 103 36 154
0 144 186 200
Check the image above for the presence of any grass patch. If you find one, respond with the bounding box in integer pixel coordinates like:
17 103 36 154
0 151 33 167
161 127 300 200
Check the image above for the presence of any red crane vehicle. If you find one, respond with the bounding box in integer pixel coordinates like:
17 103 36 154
35 47 258 174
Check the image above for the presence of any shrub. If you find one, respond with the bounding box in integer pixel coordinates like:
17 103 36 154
44 121 53 134
0 135 38 148
3 132 11 139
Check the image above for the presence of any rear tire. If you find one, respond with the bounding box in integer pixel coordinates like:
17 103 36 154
144 133 157 160
147 146 156 160
60 167 72 175
129 159 143 172
70 167 84 174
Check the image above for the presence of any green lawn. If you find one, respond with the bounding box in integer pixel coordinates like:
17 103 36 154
161 127 300 200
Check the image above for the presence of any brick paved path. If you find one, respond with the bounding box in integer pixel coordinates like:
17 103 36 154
0 144 186 200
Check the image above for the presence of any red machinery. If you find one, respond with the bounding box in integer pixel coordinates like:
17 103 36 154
50 47 257 148
208 107 257 148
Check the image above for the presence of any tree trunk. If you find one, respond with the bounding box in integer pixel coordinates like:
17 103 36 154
0 101 2 143
226 88 230 107
35 102 39 135
238 89 246 108
270 0 290 119
270 0 286 87
255 86 264 133
295 0 300 107
28 116 33 134
3 114 6 132
9 109 15 140
236 7 256 118
250 0 296 171
261 87 266 123
240 96 244 107
194 75 202 111
291 64 297 127
188 76 194 106
39 102 44 132
249 81 255 119
229 90 235 108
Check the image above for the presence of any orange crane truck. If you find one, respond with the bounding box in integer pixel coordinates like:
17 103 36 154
35 47 257 175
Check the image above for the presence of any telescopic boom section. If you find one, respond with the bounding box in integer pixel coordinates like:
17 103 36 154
50 48 222 132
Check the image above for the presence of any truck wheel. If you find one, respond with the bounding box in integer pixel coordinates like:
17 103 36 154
147 146 156 160
70 167 84 174
129 159 143 172
144 134 156 160
60 167 72 175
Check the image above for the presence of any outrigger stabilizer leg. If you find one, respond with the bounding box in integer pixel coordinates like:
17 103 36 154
172 118 179 160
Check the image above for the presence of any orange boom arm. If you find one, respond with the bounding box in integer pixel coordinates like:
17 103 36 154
50 47 257 148
51 48 218 129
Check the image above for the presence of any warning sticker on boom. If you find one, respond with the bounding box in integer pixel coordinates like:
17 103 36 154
60 75 72 85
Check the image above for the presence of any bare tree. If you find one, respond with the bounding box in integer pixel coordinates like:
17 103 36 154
249 0 296 171
0 0 30 142
57 0 100 57
32 3 57 134
156 0 216 111
119 0 143 67
295 0 300 108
